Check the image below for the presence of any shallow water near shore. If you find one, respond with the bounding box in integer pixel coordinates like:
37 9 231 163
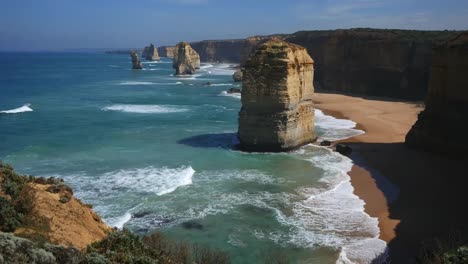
0 53 385 263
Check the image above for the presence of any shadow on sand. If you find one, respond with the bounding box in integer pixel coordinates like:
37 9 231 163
351 143 468 263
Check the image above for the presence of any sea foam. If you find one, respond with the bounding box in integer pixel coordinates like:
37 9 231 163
0 104 33 114
102 104 188 114
219 91 241 99
315 109 364 141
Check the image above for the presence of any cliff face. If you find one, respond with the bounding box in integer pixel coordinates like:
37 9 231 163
405 32 468 154
143 44 160 61
190 39 246 62
173 42 200 75
238 39 316 152
0 163 111 250
130 51 143 69
158 46 175 57
178 29 458 100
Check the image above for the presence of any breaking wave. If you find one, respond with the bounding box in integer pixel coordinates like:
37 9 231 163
102 104 188 114
0 104 33 114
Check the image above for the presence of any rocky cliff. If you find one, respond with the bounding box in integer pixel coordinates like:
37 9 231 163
143 44 160 61
130 51 143 69
173 42 200 75
0 162 111 250
168 29 459 100
190 39 246 62
238 39 316 152
158 46 175 57
405 32 468 154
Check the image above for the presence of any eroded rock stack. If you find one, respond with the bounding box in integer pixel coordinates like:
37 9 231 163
143 44 160 61
238 39 316 152
130 51 143 69
406 32 468 154
173 42 200 75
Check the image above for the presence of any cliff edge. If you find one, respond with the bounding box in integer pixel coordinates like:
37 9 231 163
406 32 468 154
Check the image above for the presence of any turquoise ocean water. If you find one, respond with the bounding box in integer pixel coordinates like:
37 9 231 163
0 53 386 263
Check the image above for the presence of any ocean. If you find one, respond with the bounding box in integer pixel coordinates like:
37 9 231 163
0 52 386 263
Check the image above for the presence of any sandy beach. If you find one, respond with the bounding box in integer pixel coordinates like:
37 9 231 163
313 93 468 263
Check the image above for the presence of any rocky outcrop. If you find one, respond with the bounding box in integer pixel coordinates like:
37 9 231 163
158 46 175 57
173 42 201 75
405 32 468 154
143 44 160 61
190 39 246 62
130 51 143 69
232 70 242 82
0 163 111 250
238 39 316 152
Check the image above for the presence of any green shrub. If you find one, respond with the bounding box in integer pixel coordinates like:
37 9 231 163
0 196 23 232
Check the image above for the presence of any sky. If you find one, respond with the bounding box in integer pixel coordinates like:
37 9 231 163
1 0 467 51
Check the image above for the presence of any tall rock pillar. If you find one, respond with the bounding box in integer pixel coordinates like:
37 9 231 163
238 39 316 151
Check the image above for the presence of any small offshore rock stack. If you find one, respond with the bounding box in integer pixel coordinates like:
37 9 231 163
130 51 143 69
406 32 468 154
238 39 316 152
143 44 160 61
173 42 201 75
232 69 242 82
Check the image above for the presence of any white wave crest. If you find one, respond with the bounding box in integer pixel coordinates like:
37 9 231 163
0 104 33 114
102 104 188 114
219 91 241 99
315 109 364 141
109 212 132 229
117 81 154 85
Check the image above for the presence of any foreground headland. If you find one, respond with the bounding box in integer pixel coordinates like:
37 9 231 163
312 92 468 263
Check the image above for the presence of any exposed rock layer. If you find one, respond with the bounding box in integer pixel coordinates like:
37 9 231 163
406 32 468 154
238 39 316 151
173 42 201 75
143 44 160 61
130 51 143 69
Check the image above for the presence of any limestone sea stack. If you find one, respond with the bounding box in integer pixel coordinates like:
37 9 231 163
406 32 468 154
143 43 160 61
173 42 201 75
130 51 143 69
238 39 316 152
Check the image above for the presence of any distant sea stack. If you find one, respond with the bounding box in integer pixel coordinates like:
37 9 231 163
173 42 201 75
158 46 176 58
238 39 316 152
142 44 160 61
130 51 143 69
406 32 468 154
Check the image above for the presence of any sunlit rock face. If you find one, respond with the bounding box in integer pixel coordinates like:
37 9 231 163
406 32 468 154
143 44 160 61
173 42 201 75
238 39 316 152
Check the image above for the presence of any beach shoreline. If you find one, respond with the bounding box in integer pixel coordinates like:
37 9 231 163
313 92 468 263
312 93 421 242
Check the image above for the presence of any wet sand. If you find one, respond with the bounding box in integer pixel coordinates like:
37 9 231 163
312 93 468 263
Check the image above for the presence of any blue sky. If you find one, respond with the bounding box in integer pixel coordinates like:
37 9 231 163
1 0 467 51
